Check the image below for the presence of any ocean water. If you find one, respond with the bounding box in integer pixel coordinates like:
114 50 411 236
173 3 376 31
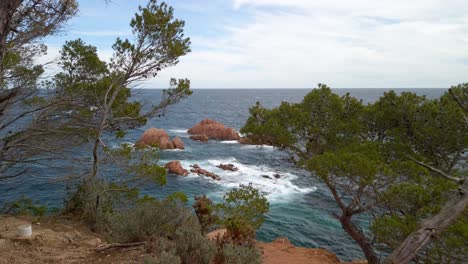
0 88 446 261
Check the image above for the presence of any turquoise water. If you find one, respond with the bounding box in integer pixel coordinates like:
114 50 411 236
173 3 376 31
0 88 446 261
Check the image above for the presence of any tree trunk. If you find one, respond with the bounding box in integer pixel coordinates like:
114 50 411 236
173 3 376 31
385 180 468 264
340 214 380 264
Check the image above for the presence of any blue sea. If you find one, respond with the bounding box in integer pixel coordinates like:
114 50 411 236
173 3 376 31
0 88 446 261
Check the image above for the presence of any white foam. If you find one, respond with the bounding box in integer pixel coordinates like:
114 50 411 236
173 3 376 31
240 144 275 150
172 157 316 203
168 129 188 134
219 140 239 144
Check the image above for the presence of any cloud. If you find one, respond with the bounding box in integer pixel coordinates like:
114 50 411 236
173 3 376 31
43 0 468 88
141 0 468 88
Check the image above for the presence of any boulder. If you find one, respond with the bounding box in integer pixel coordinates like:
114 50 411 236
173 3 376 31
172 136 185 149
165 161 188 176
239 137 252 144
190 134 209 142
262 175 272 179
217 163 239 172
188 119 240 140
273 173 281 179
136 128 184 150
190 164 221 180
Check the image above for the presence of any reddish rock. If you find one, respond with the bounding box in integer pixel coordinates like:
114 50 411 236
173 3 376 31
188 119 240 140
190 164 221 180
172 136 184 149
165 161 188 176
190 134 209 142
217 163 239 171
136 128 184 150
239 137 252 144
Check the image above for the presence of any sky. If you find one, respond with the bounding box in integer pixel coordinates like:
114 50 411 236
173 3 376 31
42 0 468 89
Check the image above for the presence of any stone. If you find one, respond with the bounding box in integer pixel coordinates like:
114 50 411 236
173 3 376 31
172 136 185 149
136 128 184 150
262 175 272 179
217 163 239 171
273 173 281 179
165 161 189 176
190 134 209 142
188 119 240 140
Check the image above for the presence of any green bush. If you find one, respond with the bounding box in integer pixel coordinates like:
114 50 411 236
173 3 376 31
174 223 216 264
215 243 262 264
97 199 194 243
144 251 181 264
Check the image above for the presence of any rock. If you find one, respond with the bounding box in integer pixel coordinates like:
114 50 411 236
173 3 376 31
262 175 272 179
190 164 221 180
217 163 239 171
188 119 240 140
165 161 189 176
190 134 209 142
273 173 281 179
83 238 101 247
172 136 185 149
136 128 184 150
239 137 252 144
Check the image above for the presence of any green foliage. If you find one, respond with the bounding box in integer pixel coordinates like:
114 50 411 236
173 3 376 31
2 196 47 219
193 195 218 234
241 84 467 262
217 243 262 264
166 192 189 203
218 183 269 231
97 198 194 243
174 224 217 264
145 252 181 264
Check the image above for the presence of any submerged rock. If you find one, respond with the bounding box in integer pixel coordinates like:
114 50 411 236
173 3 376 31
165 160 188 176
190 164 221 180
217 163 239 171
136 128 184 150
262 175 272 179
188 119 239 140
190 134 209 142
273 173 281 179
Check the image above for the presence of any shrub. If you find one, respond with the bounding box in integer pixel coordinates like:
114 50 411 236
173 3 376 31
97 199 194 243
214 243 262 264
174 222 216 264
145 251 181 264
217 184 269 245
193 195 218 234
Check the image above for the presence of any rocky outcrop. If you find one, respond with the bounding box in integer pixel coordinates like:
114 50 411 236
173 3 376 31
165 161 188 176
217 163 239 171
136 128 184 149
190 164 221 180
188 119 240 140
172 136 184 149
190 134 209 142
239 136 252 144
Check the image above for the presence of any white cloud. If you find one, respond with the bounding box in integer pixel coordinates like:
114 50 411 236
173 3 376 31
42 0 468 88
142 0 468 88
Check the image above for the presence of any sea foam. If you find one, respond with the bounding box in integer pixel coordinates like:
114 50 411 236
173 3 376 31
164 157 316 202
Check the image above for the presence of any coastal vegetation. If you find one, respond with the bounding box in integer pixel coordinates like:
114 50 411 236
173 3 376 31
0 0 466 264
0 0 267 263
241 84 467 263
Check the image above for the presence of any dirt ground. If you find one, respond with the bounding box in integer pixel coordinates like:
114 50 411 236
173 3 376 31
0 216 366 264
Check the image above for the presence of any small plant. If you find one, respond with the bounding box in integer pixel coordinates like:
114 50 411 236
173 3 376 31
218 243 262 264
144 251 181 264
193 195 218 234
217 183 269 245
2 196 47 221
174 223 216 264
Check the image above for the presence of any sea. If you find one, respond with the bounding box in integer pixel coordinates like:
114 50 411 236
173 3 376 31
0 88 446 261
